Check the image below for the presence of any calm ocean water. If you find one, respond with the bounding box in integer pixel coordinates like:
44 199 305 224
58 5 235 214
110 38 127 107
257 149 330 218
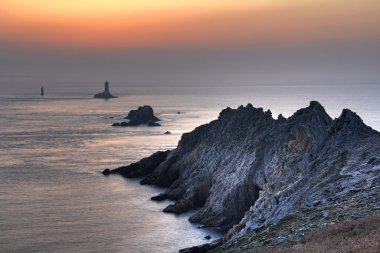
0 83 379 253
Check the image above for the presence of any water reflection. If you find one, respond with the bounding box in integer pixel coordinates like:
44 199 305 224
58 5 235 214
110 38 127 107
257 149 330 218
0 85 379 252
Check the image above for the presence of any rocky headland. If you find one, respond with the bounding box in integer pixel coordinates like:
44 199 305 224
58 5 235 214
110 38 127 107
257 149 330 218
106 101 380 252
112 105 161 127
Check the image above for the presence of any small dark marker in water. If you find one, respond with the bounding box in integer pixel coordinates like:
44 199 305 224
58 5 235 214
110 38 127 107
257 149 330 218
41 86 44 96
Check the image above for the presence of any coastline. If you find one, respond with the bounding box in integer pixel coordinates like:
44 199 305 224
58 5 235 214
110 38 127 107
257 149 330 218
2 91 380 253
107 101 380 252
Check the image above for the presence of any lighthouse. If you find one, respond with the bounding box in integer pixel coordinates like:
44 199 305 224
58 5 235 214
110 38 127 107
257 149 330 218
94 81 117 99
104 81 110 94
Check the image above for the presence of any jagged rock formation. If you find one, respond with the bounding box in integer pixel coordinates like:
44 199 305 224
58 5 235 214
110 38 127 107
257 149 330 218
94 81 117 99
112 105 161 127
108 101 380 252
110 151 169 177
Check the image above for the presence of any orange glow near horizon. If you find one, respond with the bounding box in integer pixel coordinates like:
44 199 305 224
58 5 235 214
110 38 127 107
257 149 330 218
0 0 379 51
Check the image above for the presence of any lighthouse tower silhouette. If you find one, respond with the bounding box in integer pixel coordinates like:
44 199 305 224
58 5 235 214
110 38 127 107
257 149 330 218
94 80 117 99
104 81 110 93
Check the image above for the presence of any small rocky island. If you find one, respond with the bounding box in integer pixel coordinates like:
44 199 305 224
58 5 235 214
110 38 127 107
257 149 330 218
94 81 117 99
105 101 380 252
112 105 161 127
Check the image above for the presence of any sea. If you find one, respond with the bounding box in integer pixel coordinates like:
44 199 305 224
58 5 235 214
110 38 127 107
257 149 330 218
0 82 379 253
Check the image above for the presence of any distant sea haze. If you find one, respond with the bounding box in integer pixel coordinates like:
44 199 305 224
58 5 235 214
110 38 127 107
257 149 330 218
1 83 378 130
0 83 379 252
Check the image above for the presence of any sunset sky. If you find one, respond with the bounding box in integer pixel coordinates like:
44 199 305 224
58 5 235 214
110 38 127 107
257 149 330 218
1 0 380 88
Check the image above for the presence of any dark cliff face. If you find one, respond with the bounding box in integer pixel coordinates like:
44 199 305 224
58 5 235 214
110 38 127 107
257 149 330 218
110 101 380 236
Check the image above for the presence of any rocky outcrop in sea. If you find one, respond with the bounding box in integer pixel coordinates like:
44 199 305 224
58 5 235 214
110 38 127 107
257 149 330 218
106 101 380 252
112 105 161 127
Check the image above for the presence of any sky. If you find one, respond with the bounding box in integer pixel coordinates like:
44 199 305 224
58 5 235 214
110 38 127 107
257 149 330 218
1 0 380 89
